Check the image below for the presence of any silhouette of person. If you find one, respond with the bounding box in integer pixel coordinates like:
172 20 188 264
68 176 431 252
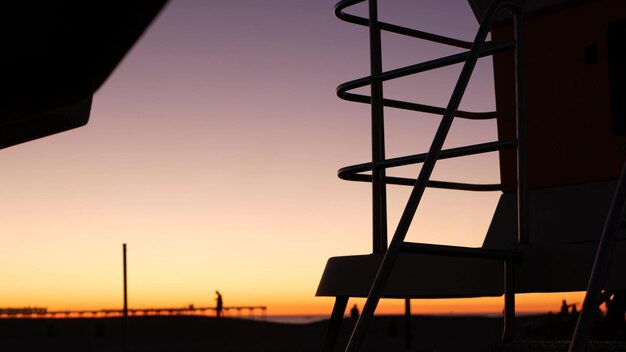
350 304 359 320
560 299 569 317
215 291 223 318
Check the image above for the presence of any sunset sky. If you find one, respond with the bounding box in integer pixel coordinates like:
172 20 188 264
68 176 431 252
0 0 583 316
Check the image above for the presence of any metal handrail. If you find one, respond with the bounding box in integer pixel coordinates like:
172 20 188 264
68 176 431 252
332 14 517 197
337 42 514 120
338 140 516 190
341 0 521 350
334 0 473 49
342 175 502 191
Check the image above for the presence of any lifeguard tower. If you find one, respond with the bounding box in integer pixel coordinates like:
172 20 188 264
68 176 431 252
317 0 626 351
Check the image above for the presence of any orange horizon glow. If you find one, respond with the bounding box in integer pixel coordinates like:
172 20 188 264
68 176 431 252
0 292 588 318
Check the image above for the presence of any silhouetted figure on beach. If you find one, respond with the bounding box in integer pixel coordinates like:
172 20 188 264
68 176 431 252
350 304 359 320
215 291 223 318
560 299 569 317
553 299 577 338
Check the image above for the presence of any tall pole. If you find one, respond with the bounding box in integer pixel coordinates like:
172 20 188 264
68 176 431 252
123 243 128 352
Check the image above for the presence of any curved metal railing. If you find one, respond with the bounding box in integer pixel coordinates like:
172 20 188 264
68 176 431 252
334 0 516 195
334 0 474 49
339 140 517 191
336 43 513 120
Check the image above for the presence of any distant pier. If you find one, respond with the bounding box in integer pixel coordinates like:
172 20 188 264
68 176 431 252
0 306 267 319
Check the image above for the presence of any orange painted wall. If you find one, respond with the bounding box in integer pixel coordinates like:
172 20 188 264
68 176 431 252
493 0 626 192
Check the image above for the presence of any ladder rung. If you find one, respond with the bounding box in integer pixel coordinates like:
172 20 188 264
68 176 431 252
399 242 520 260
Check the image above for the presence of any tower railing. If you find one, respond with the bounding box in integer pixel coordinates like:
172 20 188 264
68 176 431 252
332 0 527 350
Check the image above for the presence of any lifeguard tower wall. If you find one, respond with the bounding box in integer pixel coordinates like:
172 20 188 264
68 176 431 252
488 0 626 192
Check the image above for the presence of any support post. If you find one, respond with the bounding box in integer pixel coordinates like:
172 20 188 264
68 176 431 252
123 243 128 352
502 259 515 342
322 296 349 352
404 298 412 350
369 0 388 254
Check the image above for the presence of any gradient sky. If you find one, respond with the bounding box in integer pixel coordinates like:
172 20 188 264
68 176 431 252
0 0 583 316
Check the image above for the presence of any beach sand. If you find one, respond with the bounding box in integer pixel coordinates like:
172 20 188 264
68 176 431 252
0 314 586 352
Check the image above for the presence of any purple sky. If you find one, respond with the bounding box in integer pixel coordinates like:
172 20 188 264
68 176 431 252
0 0 567 315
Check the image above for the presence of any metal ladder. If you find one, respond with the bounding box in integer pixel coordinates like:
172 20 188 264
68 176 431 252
333 0 527 351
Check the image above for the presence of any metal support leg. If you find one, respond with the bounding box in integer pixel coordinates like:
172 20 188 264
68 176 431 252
502 259 516 342
404 298 412 350
323 296 349 352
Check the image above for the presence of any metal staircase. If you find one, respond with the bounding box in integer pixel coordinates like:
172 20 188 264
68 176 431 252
323 0 626 351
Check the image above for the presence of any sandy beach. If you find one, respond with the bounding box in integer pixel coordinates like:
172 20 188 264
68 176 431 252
2 312 624 351
0 314 530 352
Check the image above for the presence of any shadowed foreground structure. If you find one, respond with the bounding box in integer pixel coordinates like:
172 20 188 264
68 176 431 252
0 315 505 352
4 314 621 352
